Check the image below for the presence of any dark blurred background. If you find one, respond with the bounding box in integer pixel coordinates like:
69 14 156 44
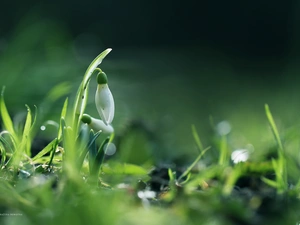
1 0 299 60
1 0 300 160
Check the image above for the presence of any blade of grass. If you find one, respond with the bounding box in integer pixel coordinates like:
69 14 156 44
178 146 211 182
261 177 279 189
58 98 68 140
32 138 58 162
101 162 148 175
223 165 243 195
30 105 38 130
47 138 59 169
265 104 283 150
10 105 32 169
191 125 204 152
0 142 6 168
88 130 97 174
21 105 32 156
91 137 110 175
218 135 228 165
0 87 17 140
264 104 287 192
0 131 16 153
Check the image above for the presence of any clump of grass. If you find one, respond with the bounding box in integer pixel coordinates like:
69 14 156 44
0 49 115 180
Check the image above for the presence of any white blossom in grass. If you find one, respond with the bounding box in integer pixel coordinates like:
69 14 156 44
231 149 249 164
81 114 114 134
95 71 115 125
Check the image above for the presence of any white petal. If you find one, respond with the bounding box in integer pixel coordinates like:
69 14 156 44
95 84 115 125
90 117 114 134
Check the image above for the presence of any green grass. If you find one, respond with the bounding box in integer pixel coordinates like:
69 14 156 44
1 49 300 225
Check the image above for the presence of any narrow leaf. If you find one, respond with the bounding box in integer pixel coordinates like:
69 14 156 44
265 104 283 150
101 163 148 175
58 98 68 140
191 125 204 152
261 177 279 188
32 138 58 162
0 142 6 168
82 49 112 87
0 87 17 139
178 146 211 182
21 105 32 156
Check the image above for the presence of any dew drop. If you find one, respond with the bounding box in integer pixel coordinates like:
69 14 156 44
104 143 116 156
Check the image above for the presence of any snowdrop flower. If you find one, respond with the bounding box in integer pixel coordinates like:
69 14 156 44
95 71 115 125
81 114 114 134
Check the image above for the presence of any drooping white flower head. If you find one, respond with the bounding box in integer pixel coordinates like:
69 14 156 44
81 114 114 134
95 71 115 125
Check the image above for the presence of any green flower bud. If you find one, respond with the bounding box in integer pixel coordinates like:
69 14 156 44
81 114 114 134
97 72 108 84
81 114 92 124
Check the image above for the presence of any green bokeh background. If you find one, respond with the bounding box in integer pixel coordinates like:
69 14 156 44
1 0 300 161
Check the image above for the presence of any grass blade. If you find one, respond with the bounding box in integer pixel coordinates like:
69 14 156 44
82 49 112 88
191 124 204 152
0 87 17 140
47 138 59 168
178 146 211 182
58 98 68 140
91 137 110 175
265 104 283 150
0 142 6 168
32 138 58 162
0 131 17 153
21 105 32 156
265 104 287 192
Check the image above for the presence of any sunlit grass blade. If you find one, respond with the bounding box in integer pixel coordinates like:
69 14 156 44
178 173 191 185
58 98 68 140
159 168 177 202
21 105 32 156
265 104 283 150
101 162 148 175
10 105 33 169
82 49 112 87
0 87 17 140
0 131 16 153
168 168 176 182
0 142 6 168
264 104 287 192
218 135 228 165
30 105 38 132
32 138 58 162
47 138 59 168
261 176 279 189
184 165 224 193
177 146 210 183
191 124 204 152
223 165 243 195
